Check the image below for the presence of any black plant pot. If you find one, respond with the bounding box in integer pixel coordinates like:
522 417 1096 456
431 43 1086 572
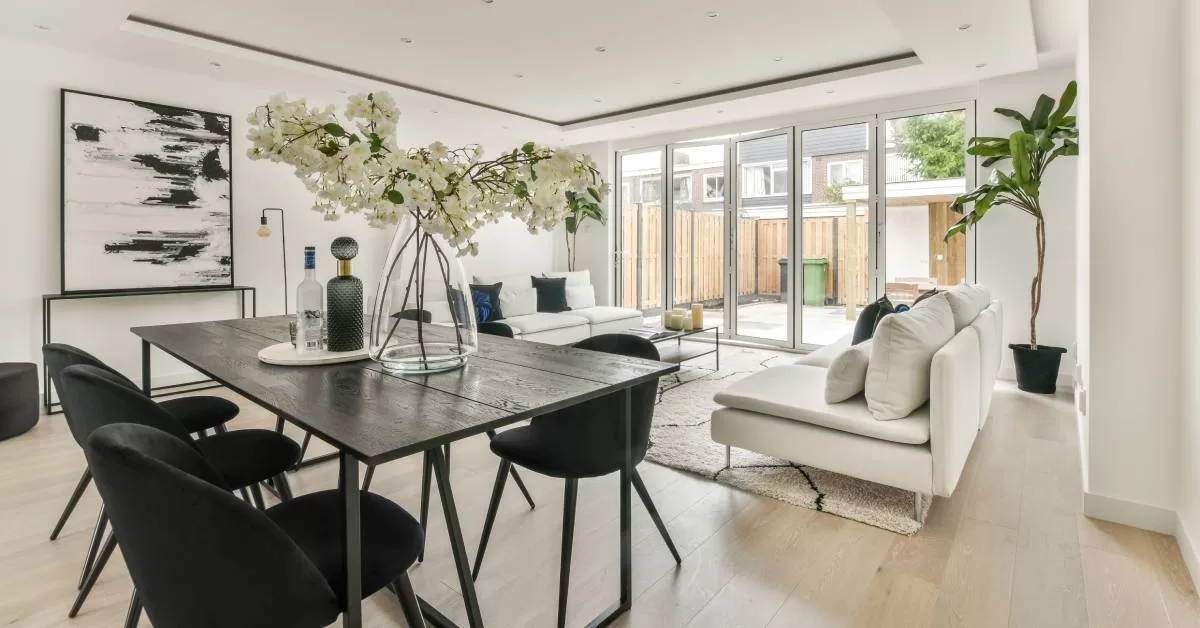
1010 343 1067 394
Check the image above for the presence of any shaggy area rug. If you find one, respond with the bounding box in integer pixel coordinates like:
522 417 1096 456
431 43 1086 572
646 344 930 535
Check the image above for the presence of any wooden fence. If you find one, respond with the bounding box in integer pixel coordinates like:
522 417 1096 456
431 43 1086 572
619 204 961 311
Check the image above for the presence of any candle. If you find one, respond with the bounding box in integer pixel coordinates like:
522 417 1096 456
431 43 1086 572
682 316 694 331
691 304 704 328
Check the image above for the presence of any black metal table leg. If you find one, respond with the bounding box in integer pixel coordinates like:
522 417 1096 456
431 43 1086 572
429 447 485 628
580 386 634 628
140 340 151 396
339 452 362 627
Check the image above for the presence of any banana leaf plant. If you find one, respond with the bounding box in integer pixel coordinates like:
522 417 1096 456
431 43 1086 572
945 80 1078 349
563 189 605 271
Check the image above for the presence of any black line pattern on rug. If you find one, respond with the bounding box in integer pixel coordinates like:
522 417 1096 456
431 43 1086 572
794 465 825 511
712 461 795 481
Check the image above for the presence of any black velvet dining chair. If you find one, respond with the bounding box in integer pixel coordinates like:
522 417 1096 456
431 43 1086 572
56 363 301 620
472 333 681 628
43 343 240 544
83 422 427 628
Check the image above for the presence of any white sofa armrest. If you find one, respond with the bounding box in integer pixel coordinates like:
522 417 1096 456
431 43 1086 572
929 325 981 496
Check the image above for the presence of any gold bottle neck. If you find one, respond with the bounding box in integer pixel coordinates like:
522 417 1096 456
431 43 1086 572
337 259 352 276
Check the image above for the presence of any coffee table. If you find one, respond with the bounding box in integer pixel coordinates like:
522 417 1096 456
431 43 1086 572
625 326 720 369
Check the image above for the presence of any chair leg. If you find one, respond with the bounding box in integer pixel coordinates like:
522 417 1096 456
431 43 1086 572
77 506 108 589
248 483 266 510
50 469 91 541
486 430 535 510
274 474 293 501
418 452 432 563
472 460 510 580
632 469 681 564
294 432 312 470
362 465 375 492
214 423 228 435
70 533 117 617
558 479 579 628
392 573 428 628
123 590 142 628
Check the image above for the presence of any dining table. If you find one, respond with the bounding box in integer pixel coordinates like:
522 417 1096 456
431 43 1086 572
130 315 679 628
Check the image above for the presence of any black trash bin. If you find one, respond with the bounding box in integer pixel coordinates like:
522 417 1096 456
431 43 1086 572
778 257 788 295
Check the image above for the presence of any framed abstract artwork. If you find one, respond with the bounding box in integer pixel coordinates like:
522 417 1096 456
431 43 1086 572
60 89 234 294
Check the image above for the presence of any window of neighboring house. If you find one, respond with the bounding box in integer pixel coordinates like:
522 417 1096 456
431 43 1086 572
741 163 789 197
827 159 864 185
703 173 725 201
621 182 633 204
673 174 692 203
802 158 812 194
641 178 662 204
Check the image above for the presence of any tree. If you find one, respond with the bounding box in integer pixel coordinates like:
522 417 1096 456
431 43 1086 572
894 111 966 179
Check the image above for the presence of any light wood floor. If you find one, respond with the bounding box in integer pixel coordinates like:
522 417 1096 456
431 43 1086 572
2 361 1198 627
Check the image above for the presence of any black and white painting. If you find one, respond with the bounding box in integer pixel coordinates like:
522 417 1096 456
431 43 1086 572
61 90 233 293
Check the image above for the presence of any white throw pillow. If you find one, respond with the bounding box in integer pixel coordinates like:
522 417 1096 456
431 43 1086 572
866 294 955 420
543 270 591 287
565 285 596 309
825 341 871 403
498 283 537 318
943 283 982 331
970 284 992 311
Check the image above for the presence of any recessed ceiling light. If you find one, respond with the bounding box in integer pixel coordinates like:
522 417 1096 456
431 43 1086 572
825 89 835 94
706 11 719 18
774 56 784 62
593 98 602 103
629 125 636 129
209 61 222 68
400 37 413 44
958 23 972 30
716 109 724 114
513 73 524 79
501 125 509 130
337 89 347 94
975 63 988 68
431 110 439 114
32 24 50 31
481 0 495 3
672 79 682 85
595 46 607 53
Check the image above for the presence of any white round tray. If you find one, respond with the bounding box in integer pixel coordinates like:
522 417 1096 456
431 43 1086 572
257 342 369 366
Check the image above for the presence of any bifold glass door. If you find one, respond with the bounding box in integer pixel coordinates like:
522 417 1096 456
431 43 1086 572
669 143 728 332
616 149 664 316
730 132 792 345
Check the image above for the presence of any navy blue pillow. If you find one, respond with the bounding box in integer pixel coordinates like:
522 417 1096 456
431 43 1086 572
469 283 504 322
472 290 492 323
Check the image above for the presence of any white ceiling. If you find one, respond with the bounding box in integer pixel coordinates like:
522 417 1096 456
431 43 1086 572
1 0 1080 145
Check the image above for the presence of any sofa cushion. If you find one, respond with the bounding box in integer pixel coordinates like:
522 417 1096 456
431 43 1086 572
713 364 930 445
853 296 892 345
568 306 642 326
469 283 504 322
944 283 984 331
543 270 591 287
866 293 954 421
825 341 871 403
498 280 537 318
565 285 596 309
531 276 569 313
500 312 588 335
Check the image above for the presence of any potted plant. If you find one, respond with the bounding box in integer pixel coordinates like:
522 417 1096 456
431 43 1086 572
563 189 605 272
945 81 1078 393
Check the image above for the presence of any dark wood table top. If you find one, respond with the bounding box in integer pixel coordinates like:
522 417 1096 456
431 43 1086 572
132 316 678 465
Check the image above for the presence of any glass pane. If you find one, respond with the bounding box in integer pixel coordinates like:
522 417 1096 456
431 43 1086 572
671 144 726 332
883 110 967 306
618 150 664 314
734 134 790 342
800 122 871 345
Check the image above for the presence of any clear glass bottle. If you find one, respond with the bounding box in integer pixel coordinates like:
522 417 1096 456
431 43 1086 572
295 246 324 353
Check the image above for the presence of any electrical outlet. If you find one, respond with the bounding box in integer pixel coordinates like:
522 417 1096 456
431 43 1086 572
1077 387 1087 416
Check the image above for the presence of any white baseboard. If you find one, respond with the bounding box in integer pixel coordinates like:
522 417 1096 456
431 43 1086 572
1083 491 1178 534
997 366 1074 391
1176 514 1200 591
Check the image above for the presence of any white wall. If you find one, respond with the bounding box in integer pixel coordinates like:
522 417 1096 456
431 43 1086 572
1078 0 1181 531
976 65 1078 384
1 37 553 388
1178 0 1200 571
554 140 615 304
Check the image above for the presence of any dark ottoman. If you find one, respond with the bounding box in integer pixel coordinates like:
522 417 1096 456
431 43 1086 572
0 363 38 440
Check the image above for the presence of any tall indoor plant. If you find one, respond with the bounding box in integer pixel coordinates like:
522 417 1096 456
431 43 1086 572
246 92 605 372
945 81 1078 393
563 190 605 271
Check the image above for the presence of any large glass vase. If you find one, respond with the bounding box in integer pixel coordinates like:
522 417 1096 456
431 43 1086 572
369 211 479 373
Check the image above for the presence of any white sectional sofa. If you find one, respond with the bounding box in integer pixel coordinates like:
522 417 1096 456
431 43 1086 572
471 270 644 345
710 285 1002 516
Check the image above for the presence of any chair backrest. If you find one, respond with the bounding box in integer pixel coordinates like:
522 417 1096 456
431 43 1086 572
85 423 339 628
531 334 662 469
43 343 140 445
58 364 194 447
397 309 433 323
478 321 515 338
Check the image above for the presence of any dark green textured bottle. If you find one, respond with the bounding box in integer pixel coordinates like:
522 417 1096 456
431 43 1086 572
326 236 364 352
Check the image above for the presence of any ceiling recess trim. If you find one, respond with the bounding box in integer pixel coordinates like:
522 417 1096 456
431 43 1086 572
124 15 920 129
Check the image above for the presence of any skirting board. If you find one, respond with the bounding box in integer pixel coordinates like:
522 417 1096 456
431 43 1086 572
998 366 1074 391
1177 514 1200 592
1084 491 1177 535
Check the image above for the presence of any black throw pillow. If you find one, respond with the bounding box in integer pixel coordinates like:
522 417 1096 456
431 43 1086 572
852 296 893 345
531 276 569 313
469 283 504 322
873 297 898 333
913 288 939 305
